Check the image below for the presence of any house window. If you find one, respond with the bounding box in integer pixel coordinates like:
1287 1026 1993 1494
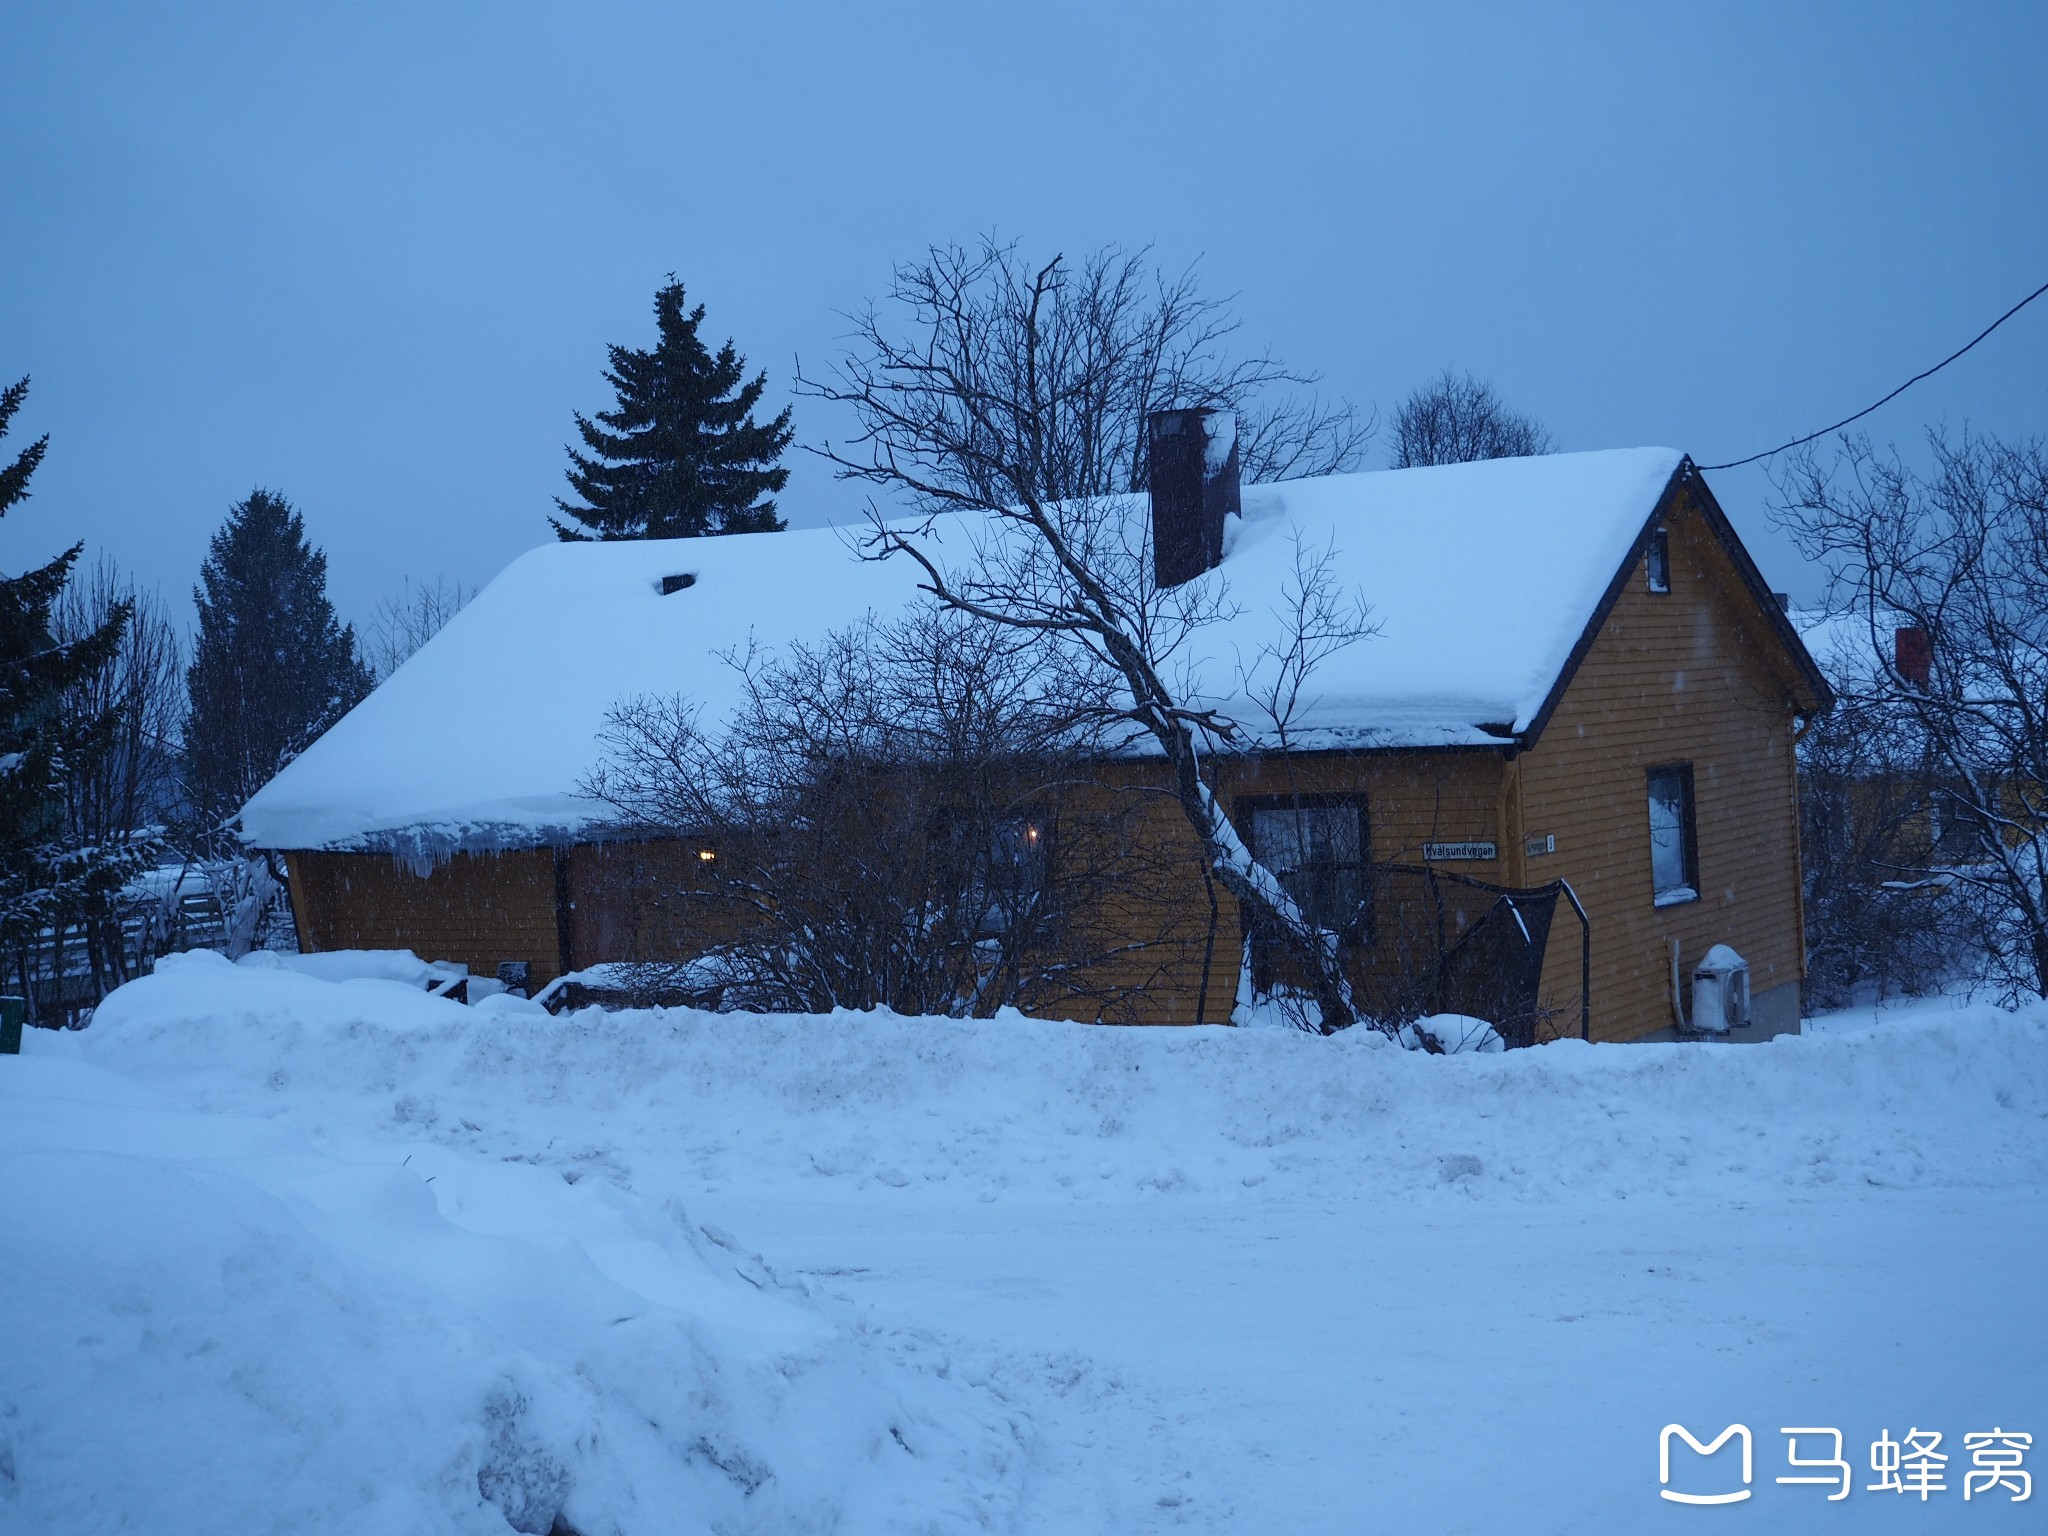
1928 793 1985 862
1246 798 1369 934
973 811 1051 936
1646 764 1697 905
1646 528 1671 593
990 813 1050 894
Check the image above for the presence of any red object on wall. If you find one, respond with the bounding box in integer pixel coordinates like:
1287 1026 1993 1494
1895 626 1932 688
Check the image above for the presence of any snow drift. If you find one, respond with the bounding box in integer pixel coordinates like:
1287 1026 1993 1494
0 957 1024 1535
5 952 2046 1533
74 951 2048 1211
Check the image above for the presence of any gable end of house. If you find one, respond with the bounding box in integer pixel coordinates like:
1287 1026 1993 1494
1515 457 1832 753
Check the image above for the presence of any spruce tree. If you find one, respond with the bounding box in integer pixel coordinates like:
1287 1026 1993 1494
183 489 372 841
552 278 793 540
1 374 153 1010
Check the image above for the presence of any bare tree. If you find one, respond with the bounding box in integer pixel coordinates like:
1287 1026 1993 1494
1797 680 1969 1009
55 561 298 979
586 607 1183 1018
1389 368 1553 468
366 575 474 681
54 558 184 851
47 558 179 998
799 245 1380 1033
808 237 1371 500
1777 429 2048 1001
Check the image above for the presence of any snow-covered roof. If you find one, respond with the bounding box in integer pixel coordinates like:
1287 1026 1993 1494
242 448 1688 852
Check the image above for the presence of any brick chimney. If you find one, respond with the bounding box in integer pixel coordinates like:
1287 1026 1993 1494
1895 626 1932 689
1148 408 1239 588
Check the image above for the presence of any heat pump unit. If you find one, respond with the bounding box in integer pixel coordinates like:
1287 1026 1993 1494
1690 944 1750 1034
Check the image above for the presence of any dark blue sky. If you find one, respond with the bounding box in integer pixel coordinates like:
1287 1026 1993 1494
3 2 2044 626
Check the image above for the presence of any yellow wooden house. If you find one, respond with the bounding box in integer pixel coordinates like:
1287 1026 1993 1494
242 441 1829 1042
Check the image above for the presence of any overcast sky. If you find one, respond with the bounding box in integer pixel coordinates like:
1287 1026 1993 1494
3 2 2044 630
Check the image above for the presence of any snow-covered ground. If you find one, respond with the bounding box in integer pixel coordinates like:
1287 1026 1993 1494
4 954 2044 1532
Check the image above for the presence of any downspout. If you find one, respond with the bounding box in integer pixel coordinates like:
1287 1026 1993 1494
280 851 309 954
1195 863 1219 1025
1499 750 1526 888
1669 938 1687 1033
1556 878 1591 1042
1787 710 1812 1020
552 847 575 982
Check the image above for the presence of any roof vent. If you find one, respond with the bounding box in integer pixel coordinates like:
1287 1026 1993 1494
660 573 697 595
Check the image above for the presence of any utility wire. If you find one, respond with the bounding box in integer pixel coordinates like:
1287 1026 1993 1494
1698 275 2048 471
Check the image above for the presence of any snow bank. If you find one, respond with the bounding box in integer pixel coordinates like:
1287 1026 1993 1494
73 953 2048 1212
0 957 1024 1535
16 957 2042 1533
235 946 472 988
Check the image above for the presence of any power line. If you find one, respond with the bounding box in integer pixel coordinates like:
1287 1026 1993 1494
1697 274 2048 472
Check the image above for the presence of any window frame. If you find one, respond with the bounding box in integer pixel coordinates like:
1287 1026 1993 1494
1644 762 1699 907
1235 792 1374 940
1646 527 1672 593
973 806 1055 938
990 809 1051 892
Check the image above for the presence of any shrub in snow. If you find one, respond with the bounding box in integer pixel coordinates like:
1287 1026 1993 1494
587 607 1182 1022
1405 1013 1507 1054
211 854 282 959
1437 1153 1485 1183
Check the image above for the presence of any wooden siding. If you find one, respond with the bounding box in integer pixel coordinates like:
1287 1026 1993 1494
1220 750 1508 869
279 751 1518 1025
286 847 567 985
566 838 733 967
1515 483 1806 1039
949 750 1516 1026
